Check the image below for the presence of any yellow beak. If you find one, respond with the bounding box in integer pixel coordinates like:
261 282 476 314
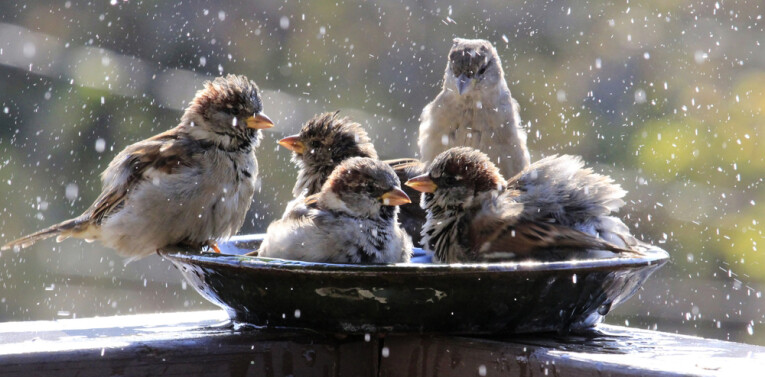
277 134 306 154
379 188 411 206
405 174 438 193
246 112 275 129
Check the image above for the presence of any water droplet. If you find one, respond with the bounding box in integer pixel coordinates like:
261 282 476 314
556 90 567 102
95 138 106 153
634 89 647 103
22 42 36 58
65 183 79 202
694 50 709 64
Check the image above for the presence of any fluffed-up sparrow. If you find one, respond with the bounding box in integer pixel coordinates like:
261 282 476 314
277 111 427 245
406 147 641 263
2 75 274 260
257 157 413 264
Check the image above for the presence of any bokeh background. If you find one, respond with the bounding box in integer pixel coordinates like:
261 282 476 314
1 0 764 345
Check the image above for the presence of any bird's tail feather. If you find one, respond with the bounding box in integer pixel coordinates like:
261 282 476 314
1 216 92 251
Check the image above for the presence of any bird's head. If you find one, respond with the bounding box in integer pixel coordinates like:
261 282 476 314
279 111 378 172
318 157 410 219
183 74 273 146
446 38 504 96
406 147 505 206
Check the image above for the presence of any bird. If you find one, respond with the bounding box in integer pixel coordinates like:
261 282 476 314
276 111 427 245
405 147 642 263
256 157 413 264
418 37 530 179
277 111 378 200
2 74 274 260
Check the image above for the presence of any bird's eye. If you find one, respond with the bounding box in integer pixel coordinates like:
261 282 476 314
443 176 458 185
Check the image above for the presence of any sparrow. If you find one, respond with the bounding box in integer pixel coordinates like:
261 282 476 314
278 111 378 199
2 75 274 260
418 38 530 178
405 147 641 263
256 157 413 264
277 112 427 245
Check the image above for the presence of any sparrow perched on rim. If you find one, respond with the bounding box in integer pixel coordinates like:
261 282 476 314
276 112 427 245
2 75 274 260
405 147 641 263
418 38 530 178
256 157 413 264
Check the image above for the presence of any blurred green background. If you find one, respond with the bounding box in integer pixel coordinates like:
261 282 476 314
1 0 764 345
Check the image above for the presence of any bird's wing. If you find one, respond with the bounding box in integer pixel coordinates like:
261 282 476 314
469 214 633 260
385 158 423 172
90 129 195 223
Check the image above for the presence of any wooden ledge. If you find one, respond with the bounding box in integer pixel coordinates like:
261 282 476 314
1 310 763 376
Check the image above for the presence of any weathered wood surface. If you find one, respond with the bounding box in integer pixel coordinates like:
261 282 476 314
0 310 763 376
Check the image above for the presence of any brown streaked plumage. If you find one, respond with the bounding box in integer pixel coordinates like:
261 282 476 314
277 112 427 245
280 111 378 198
257 157 413 264
2 74 274 260
407 147 642 263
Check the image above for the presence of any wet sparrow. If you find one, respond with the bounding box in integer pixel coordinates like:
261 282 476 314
278 111 377 199
418 38 530 178
406 147 640 263
277 112 427 245
2 75 274 260
257 157 413 264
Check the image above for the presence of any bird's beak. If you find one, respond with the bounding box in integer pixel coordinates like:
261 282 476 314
277 134 306 154
456 73 473 96
380 188 411 206
246 112 275 129
405 174 438 193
